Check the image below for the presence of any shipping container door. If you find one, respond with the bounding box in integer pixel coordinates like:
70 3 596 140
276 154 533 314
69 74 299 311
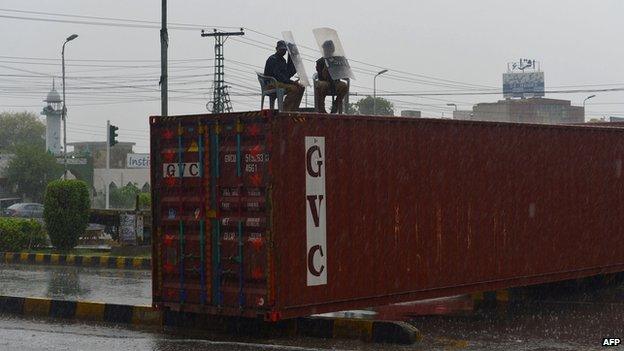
212 116 272 311
155 120 211 306
153 114 272 314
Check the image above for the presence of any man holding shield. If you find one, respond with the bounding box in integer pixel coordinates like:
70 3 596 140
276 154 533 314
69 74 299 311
315 40 349 114
263 40 305 111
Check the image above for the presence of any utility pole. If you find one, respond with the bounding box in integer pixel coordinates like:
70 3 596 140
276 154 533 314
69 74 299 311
106 120 111 209
106 122 119 210
160 0 168 118
61 34 78 179
201 28 244 113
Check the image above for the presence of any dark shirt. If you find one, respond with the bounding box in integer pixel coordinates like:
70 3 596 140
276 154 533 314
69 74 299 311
264 54 296 84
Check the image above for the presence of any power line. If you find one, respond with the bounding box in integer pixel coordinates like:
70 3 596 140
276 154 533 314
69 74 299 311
0 7 495 91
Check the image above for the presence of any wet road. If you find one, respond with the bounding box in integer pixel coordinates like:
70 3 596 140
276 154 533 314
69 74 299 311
0 263 623 349
0 263 151 305
0 314 410 351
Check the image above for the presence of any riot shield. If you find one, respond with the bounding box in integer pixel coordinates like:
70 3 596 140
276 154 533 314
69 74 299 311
281 31 310 87
312 27 355 80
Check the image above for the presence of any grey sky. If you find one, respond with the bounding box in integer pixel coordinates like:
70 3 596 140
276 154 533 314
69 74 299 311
1 0 623 152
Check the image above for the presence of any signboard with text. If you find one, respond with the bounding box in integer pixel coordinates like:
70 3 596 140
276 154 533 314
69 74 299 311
503 72 545 99
126 153 150 169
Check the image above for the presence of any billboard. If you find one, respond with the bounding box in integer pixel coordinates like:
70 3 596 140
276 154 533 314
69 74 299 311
503 72 544 98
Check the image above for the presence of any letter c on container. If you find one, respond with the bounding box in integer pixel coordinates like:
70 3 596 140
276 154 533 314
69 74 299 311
307 244 325 276
189 163 199 177
306 145 323 177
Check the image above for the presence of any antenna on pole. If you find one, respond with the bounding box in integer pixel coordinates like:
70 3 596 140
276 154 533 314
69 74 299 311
201 28 245 114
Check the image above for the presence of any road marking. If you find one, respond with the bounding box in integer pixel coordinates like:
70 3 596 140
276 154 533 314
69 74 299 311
132 258 143 269
75 301 105 321
23 298 50 317
131 305 161 326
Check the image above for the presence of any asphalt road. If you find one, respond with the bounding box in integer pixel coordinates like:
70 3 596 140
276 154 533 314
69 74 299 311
0 314 413 351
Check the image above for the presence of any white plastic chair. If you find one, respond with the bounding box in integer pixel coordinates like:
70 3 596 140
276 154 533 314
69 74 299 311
256 72 285 111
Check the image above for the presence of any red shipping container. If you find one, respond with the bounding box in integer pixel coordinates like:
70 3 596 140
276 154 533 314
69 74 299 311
150 111 624 321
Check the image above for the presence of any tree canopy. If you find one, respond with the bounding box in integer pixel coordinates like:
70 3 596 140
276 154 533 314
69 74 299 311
0 111 46 151
350 96 395 116
5 143 64 202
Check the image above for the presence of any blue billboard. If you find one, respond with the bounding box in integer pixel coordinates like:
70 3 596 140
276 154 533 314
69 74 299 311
503 72 545 98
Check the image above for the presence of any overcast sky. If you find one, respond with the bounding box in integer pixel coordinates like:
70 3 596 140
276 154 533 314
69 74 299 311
2 0 624 152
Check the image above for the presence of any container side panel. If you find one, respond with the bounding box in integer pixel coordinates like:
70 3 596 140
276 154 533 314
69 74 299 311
271 115 624 313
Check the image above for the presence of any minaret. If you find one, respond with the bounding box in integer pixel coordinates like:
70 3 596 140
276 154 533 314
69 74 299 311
41 79 63 155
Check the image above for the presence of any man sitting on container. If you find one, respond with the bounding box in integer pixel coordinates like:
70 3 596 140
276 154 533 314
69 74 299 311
315 40 348 114
263 40 305 111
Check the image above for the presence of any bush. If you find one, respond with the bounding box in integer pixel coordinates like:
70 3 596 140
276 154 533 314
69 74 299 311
44 180 90 251
0 218 47 252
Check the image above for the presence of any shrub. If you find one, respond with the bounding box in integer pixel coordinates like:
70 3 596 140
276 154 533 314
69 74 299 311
18 220 48 248
44 179 90 251
138 192 151 210
0 218 47 251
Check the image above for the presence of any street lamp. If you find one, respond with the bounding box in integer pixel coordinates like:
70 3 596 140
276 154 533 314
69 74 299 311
62 33 78 179
447 103 458 111
373 69 388 115
583 94 596 108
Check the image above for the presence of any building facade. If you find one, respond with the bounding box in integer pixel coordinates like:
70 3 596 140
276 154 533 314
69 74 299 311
68 141 150 195
470 98 584 124
401 110 422 118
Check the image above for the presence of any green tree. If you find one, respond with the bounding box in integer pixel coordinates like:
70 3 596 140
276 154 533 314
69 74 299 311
110 183 141 209
44 180 90 251
0 111 45 151
352 96 395 116
6 143 64 202
138 192 151 210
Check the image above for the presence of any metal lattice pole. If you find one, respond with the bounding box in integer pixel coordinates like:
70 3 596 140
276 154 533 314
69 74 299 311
201 28 244 114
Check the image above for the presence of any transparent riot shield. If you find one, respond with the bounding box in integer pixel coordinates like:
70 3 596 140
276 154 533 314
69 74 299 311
281 31 310 87
312 27 355 80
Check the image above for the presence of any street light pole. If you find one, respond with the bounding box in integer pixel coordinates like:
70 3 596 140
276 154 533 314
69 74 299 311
583 95 596 121
446 103 458 119
373 69 388 115
61 34 78 180
583 94 596 108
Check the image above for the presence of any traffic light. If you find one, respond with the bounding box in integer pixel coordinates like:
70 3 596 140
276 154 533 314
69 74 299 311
109 124 119 147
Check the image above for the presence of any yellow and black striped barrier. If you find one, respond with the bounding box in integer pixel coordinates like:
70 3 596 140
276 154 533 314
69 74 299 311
471 273 624 313
162 310 421 344
0 296 161 326
0 295 420 345
0 252 150 270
